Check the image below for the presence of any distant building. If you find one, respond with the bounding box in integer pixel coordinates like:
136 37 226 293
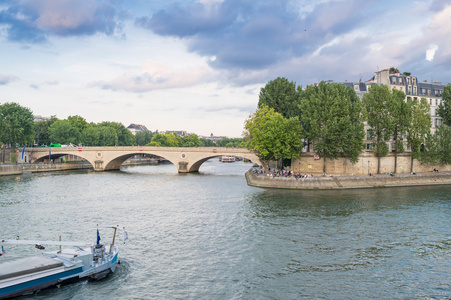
202 133 227 143
34 115 50 122
164 130 188 137
127 123 149 135
372 69 445 131
315 68 448 153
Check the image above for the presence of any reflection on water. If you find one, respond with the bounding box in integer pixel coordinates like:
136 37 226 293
0 160 450 299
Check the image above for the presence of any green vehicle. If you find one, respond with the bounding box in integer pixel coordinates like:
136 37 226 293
50 144 61 147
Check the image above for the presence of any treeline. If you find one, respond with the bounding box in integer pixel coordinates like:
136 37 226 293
0 102 244 151
244 77 451 173
147 132 245 148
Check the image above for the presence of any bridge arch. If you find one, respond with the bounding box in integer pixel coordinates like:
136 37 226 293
187 154 260 172
26 147 262 173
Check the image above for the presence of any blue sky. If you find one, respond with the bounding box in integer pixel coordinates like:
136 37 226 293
1 0 450 137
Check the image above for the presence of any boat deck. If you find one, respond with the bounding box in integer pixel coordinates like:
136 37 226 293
0 256 63 281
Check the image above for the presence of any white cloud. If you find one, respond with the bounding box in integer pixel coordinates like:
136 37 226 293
90 60 217 92
426 44 438 61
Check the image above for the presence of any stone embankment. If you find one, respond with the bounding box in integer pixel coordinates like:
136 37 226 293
245 169 451 189
0 163 93 176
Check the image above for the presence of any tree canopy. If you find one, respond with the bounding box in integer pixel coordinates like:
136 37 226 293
258 77 300 119
389 89 410 172
362 85 395 173
437 83 451 126
299 81 365 173
0 102 34 150
243 105 304 172
406 98 431 172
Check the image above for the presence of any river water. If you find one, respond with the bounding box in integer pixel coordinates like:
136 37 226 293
0 160 450 299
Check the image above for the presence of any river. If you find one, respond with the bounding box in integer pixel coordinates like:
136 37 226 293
0 160 450 299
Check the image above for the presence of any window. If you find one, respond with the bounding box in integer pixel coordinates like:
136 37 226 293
408 86 411 94
366 144 373 150
413 87 417 95
367 130 373 140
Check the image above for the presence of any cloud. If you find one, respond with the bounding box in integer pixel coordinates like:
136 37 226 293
426 44 438 61
138 0 370 72
0 74 19 85
0 0 122 43
89 60 216 92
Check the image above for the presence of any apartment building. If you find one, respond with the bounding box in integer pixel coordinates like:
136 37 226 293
372 69 445 131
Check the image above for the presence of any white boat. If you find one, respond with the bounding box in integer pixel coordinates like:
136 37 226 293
221 156 236 163
0 225 126 299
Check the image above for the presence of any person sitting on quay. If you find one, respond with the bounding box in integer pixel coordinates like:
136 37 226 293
390 172 395 177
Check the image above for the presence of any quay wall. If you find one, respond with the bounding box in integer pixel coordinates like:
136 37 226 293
292 152 451 175
245 169 451 190
0 163 92 176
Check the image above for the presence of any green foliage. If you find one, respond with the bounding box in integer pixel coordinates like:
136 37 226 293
258 77 300 119
199 138 215 147
34 116 57 146
67 115 88 133
135 130 153 146
244 105 304 170
182 134 201 147
389 67 399 73
389 89 410 171
0 102 34 150
147 133 182 147
407 98 431 159
437 83 451 126
49 120 81 145
300 82 364 171
420 124 451 165
362 84 394 172
98 122 135 146
402 72 411 76
215 138 245 148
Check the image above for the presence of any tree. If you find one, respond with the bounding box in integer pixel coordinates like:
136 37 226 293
49 120 80 145
258 77 300 119
67 115 88 133
97 122 135 146
182 134 201 147
390 89 410 173
135 130 153 146
419 120 451 166
215 137 245 147
437 83 451 126
34 116 57 146
0 102 34 152
200 138 215 147
81 123 102 146
243 105 304 173
147 133 182 147
299 82 365 174
362 85 395 174
406 98 431 172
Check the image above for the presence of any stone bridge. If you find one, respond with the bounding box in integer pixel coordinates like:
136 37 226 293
25 146 262 173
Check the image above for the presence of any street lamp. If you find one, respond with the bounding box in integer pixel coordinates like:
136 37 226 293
368 161 370 175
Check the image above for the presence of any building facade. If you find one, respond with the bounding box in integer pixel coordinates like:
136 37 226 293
372 69 445 131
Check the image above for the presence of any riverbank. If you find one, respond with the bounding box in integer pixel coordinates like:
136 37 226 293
0 162 93 176
0 158 165 176
245 169 451 189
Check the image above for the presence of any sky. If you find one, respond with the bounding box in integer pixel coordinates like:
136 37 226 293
1 0 450 138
